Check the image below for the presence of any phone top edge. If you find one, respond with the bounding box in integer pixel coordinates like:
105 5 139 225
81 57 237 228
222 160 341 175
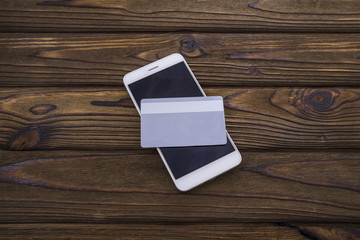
123 53 184 85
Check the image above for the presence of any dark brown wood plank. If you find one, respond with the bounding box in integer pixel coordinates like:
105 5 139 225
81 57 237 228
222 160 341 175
1 224 359 240
1 33 360 87
0 150 359 223
1 87 360 150
0 223 312 240
0 0 359 33
1 223 359 240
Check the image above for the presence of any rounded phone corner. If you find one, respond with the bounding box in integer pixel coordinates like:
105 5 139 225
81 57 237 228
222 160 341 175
171 53 185 60
235 150 242 165
174 182 192 192
122 73 131 85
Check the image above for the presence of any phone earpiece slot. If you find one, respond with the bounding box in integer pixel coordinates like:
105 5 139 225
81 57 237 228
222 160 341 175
148 66 159 71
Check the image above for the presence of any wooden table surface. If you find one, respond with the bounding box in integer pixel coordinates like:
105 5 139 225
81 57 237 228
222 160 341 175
1 1 360 239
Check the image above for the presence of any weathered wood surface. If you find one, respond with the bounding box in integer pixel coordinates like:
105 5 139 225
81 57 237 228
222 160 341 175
0 150 359 223
2 223 360 240
1 33 360 87
1 87 360 150
1 0 360 33
1 224 359 240
0 224 307 240
1 1 360 238
1 223 359 240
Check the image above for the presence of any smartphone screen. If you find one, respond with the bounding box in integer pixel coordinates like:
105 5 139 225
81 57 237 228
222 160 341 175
128 62 235 179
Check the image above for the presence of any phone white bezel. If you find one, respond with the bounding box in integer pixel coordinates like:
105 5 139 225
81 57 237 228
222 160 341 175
123 53 241 191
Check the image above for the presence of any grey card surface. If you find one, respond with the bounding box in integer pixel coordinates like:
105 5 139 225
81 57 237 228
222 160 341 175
140 96 227 148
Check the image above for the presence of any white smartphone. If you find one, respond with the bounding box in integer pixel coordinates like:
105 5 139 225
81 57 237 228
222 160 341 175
123 53 241 191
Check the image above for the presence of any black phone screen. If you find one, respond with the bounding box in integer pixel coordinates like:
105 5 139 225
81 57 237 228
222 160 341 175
128 62 235 179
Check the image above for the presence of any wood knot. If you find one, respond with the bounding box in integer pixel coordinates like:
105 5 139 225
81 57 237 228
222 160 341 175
271 88 360 121
180 37 205 58
290 89 340 115
30 104 56 115
305 90 336 112
182 38 195 50
248 66 260 75
7 126 41 150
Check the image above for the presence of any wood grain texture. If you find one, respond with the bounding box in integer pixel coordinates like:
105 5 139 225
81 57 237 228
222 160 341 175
0 223 311 240
1 224 359 240
1 33 360 87
1 223 358 240
293 223 360 240
1 0 359 237
0 0 360 33
0 150 359 223
1 87 360 150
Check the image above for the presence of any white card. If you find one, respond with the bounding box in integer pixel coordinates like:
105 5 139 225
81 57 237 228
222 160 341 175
140 96 227 148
